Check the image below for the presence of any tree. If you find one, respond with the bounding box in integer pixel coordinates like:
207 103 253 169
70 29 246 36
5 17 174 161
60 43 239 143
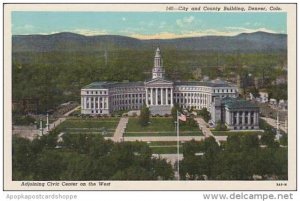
249 87 260 98
33 150 66 180
151 158 174 180
139 105 150 126
171 104 181 121
197 107 211 122
214 121 227 131
226 134 241 152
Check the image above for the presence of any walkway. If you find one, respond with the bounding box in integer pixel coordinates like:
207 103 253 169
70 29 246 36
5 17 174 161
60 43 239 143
112 117 129 142
46 106 80 133
194 117 213 137
194 117 220 145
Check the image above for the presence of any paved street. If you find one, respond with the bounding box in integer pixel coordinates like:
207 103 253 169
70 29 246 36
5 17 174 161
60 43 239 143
261 117 288 133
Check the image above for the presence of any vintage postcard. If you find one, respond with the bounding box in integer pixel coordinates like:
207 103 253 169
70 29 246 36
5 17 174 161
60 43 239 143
3 3 297 190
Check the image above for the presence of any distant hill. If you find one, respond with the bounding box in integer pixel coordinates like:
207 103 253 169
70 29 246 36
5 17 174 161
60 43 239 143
12 31 287 53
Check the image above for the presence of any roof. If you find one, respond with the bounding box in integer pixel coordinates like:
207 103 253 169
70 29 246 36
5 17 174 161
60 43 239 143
82 81 144 89
174 80 235 87
222 97 259 109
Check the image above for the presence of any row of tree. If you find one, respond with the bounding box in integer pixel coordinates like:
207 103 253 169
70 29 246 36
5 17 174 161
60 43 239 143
12 132 174 181
180 135 287 180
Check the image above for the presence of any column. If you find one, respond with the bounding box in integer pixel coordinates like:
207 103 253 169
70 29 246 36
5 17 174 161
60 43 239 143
146 88 148 106
248 112 251 125
165 88 168 105
150 88 153 105
161 88 163 105
255 112 259 125
98 97 100 109
231 112 234 125
242 112 245 125
82 97 85 109
171 88 173 106
236 111 240 125
155 88 158 105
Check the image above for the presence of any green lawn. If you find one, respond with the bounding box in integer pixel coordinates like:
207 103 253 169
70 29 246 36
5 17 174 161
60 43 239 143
125 117 202 137
212 131 264 136
56 118 120 137
150 146 183 154
125 131 202 137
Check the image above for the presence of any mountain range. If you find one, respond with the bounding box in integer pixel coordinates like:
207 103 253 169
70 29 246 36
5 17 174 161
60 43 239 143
12 31 287 53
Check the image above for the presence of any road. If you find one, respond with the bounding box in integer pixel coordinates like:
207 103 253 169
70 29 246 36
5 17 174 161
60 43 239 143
261 117 288 134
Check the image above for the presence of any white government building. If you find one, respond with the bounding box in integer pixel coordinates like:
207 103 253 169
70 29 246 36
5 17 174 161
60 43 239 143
81 48 259 130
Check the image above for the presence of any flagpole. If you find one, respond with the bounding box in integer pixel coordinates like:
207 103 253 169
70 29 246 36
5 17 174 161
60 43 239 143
177 110 180 180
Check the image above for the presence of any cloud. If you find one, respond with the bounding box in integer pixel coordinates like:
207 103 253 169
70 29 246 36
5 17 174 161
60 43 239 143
128 27 279 39
224 26 277 34
70 29 108 36
159 21 167 29
13 24 35 34
176 16 195 27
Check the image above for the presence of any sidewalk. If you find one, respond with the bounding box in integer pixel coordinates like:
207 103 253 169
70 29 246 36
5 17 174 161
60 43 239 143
194 117 220 145
112 117 128 142
46 106 80 133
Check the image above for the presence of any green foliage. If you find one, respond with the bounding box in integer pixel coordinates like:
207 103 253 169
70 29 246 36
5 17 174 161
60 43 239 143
280 134 288 146
267 83 287 101
214 121 228 131
248 87 260 98
139 105 150 126
171 104 181 121
12 133 174 180
180 135 287 180
12 115 36 126
12 50 286 114
197 107 211 122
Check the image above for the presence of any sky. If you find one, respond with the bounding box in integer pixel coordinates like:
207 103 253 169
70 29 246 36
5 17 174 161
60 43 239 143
12 12 287 39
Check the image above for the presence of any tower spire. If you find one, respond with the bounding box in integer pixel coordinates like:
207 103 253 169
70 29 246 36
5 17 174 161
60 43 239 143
152 47 165 79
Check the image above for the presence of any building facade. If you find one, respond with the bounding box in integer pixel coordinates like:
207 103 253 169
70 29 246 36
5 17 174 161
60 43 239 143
81 48 259 130
211 97 260 130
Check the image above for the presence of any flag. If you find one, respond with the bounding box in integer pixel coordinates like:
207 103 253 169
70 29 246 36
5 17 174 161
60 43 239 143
178 113 186 122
